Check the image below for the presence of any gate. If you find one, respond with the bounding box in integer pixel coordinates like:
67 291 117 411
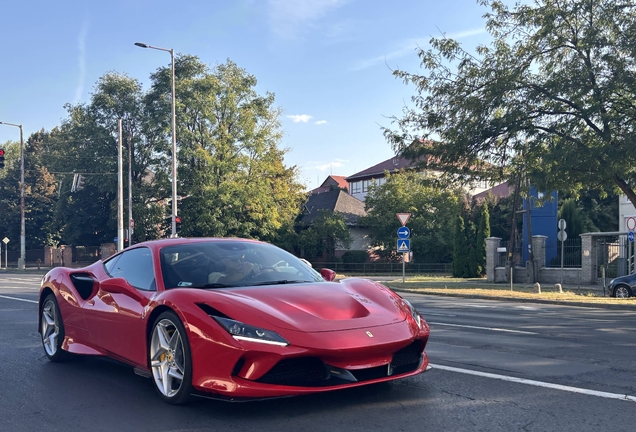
595 234 630 279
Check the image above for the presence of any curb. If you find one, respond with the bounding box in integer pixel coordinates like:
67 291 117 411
390 288 636 311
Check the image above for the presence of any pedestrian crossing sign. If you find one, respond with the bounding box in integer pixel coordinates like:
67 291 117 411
397 239 410 252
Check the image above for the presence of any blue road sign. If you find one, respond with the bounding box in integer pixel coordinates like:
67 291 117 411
397 239 411 252
629 231 634 243
397 226 411 239
114 237 118 243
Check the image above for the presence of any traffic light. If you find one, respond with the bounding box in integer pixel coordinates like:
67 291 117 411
175 216 182 235
0 149 4 169
71 174 86 192
76 174 86 191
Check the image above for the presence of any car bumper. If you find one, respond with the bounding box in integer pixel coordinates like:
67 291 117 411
190 320 429 398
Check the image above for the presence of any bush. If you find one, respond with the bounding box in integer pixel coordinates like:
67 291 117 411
341 250 369 263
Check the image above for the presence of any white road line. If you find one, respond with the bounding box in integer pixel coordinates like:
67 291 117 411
429 322 538 335
0 294 38 304
430 363 636 403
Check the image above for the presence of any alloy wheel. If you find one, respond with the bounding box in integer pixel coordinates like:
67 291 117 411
150 318 186 398
615 286 631 298
41 299 60 356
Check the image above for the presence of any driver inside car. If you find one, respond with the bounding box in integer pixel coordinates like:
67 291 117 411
209 250 262 284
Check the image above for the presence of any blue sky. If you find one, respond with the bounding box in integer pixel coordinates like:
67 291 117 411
0 0 492 189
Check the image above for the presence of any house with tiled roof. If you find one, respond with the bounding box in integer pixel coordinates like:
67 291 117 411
309 175 349 195
300 189 371 256
346 155 491 202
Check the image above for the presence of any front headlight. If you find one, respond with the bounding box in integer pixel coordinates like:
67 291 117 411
402 299 422 328
212 316 290 347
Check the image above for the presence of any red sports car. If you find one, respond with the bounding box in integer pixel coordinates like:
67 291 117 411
38 238 430 404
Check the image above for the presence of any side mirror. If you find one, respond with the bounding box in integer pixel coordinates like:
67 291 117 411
320 268 336 282
100 278 149 306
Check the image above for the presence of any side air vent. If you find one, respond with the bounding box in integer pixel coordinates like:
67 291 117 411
196 303 231 319
70 273 96 300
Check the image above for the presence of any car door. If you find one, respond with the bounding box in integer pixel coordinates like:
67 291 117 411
84 247 156 366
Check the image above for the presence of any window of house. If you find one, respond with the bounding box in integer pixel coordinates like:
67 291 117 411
351 181 361 194
362 180 370 193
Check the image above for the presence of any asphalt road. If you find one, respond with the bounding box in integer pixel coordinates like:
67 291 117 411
1 274 635 432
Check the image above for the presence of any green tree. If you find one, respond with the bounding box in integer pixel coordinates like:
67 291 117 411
297 210 351 260
558 198 597 238
46 72 166 245
452 215 469 277
147 57 305 240
362 171 461 262
385 0 636 205
470 203 490 277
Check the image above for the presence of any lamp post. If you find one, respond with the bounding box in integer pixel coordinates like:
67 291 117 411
0 121 26 269
134 42 178 237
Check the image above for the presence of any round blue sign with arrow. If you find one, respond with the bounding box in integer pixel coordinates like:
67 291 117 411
629 231 634 243
397 226 410 239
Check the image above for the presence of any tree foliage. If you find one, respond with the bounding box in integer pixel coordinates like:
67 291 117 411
470 203 490 276
385 0 636 205
452 215 469 277
297 210 351 260
0 57 305 250
558 198 597 238
361 171 461 262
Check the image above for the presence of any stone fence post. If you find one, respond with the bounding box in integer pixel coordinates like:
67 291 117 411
581 234 596 284
486 237 501 282
532 235 547 268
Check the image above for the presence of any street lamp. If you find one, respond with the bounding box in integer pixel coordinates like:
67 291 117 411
134 42 178 237
0 121 26 269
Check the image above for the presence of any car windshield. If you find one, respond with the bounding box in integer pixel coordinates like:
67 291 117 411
159 241 324 289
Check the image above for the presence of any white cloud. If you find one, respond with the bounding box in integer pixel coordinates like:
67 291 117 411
287 114 313 123
352 27 487 71
315 120 328 125
74 17 90 103
308 158 348 171
267 0 350 39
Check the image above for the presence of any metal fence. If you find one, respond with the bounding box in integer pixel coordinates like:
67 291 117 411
72 246 101 264
595 235 631 279
1 249 45 267
309 261 452 275
0 246 102 268
546 238 582 268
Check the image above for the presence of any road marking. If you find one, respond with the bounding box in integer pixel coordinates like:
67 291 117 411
430 364 636 403
429 322 538 335
0 294 38 304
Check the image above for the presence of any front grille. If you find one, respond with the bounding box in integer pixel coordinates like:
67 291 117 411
390 342 422 374
351 365 388 381
256 357 329 386
253 342 423 387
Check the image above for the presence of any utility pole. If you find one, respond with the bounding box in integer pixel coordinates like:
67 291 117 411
127 136 133 246
118 120 124 252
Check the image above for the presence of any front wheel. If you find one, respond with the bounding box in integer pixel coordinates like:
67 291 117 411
40 294 70 362
613 285 632 298
149 311 193 404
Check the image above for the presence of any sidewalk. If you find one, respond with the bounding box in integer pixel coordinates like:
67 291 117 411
353 276 636 310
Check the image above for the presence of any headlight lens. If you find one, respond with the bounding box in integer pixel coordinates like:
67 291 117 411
402 299 422 328
212 316 289 346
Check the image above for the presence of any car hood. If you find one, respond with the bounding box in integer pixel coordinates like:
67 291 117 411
205 278 407 332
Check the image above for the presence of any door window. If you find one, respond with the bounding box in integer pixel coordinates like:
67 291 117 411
107 247 156 291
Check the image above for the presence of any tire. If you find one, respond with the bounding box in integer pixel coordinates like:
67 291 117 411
40 294 70 362
149 311 193 404
613 285 632 298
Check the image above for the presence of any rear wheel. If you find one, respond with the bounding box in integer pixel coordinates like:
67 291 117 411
613 285 632 298
40 294 70 362
149 312 193 404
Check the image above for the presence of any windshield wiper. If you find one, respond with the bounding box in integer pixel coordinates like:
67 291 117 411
250 280 308 286
189 283 238 289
